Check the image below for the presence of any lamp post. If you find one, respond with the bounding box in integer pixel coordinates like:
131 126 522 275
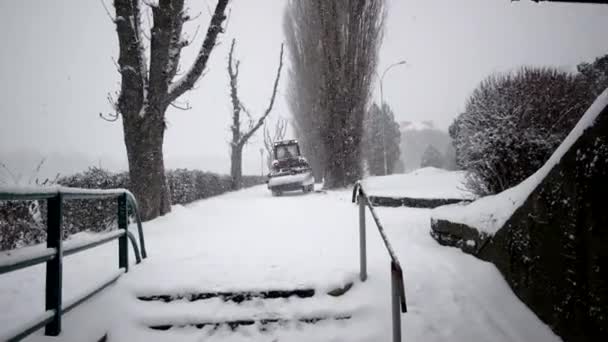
377 60 406 175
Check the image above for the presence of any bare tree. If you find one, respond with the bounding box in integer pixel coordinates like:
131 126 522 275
284 0 386 188
263 116 288 167
227 39 284 189
111 0 230 220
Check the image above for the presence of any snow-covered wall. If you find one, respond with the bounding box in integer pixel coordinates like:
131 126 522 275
430 89 608 342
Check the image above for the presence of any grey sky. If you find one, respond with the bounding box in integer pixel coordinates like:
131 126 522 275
0 0 607 178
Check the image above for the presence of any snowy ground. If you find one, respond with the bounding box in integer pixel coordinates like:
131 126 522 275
0 184 560 342
361 167 474 200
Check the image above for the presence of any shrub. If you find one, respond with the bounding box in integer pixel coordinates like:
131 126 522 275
0 201 45 251
57 167 129 236
450 67 595 196
1 167 266 251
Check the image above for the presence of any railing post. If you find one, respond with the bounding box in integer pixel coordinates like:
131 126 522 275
117 194 128 272
359 189 367 282
391 262 402 342
45 194 63 336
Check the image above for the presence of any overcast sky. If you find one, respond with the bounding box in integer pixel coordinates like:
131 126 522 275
0 0 607 178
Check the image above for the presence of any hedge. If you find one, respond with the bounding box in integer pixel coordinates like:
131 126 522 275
0 167 266 251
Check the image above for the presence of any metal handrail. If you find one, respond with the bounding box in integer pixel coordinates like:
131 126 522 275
0 186 148 341
0 186 147 258
352 181 407 342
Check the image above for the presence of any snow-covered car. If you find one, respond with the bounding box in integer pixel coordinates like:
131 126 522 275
267 140 314 196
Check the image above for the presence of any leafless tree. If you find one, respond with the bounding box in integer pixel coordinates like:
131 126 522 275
284 0 386 188
227 39 284 189
111 0 230 220
263 116 288 167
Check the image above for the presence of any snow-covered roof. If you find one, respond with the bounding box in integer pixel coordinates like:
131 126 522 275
398 120 435 132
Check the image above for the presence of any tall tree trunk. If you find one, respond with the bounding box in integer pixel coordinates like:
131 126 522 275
123 113 171 221
230 144 243 190
113 0 229 222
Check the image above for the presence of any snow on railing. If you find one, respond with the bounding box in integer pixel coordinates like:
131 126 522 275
0 247 56 274
0 187 148 341
353 181 407 342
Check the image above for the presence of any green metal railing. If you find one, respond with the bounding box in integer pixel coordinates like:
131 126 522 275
352 182 407 342
0 187 147 341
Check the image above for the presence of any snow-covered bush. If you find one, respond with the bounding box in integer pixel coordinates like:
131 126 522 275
167 169 265 205
450 67 595 196
0 201 45 251
578 54 608 98
167 169 229 205
1 167 265 251
57 167 129 236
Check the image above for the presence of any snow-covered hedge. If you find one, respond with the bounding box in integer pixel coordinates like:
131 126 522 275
166 169 264 205
434 88 608 236
0 168 265 251
450 67 595 196
0 201 45 251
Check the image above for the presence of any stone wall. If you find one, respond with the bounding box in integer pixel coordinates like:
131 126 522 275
369 196 469 208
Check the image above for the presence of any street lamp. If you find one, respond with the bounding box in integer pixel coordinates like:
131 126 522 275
376 60 406 175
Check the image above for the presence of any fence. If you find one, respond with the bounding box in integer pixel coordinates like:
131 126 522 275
0 187 147 341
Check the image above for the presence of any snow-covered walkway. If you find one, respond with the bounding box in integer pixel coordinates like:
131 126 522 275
1 185 560 342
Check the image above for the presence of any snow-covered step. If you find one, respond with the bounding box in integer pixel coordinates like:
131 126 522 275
148 313 352 331
137 283 352 304
138 288 316 304
132 284 362 339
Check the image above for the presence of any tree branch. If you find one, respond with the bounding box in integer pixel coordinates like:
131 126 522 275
168 0 230 103
263 116 288 157
99 112 120 122
238 43 284 146
113 0 148 117
228 38 242 147
128 0 149 116
169 101 192 111
100 0 116 22
148 0 185 110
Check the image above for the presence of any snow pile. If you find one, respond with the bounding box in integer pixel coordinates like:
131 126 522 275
432 88 608 235
361 167 474 200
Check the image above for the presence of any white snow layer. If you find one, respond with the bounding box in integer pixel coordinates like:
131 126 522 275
432 88 608 235
267 171 314 188
0 185 560 341
361 167 474 200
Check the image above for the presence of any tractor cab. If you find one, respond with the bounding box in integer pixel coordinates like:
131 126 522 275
267 140 314 195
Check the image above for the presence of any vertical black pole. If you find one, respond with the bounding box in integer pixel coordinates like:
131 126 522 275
391 262 402 342
45 194 63 336
118 194 128 272
359 190 367 281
